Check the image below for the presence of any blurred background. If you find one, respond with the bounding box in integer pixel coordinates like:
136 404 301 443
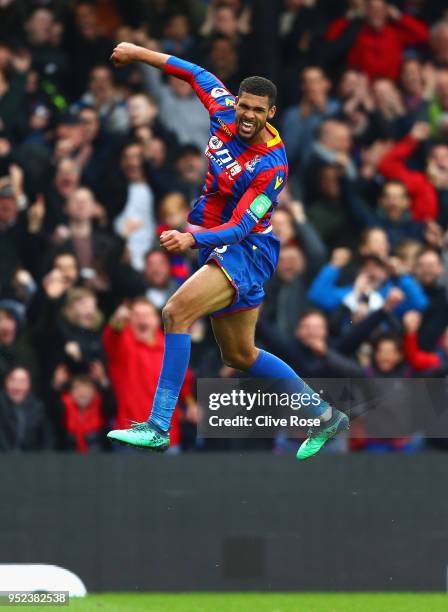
1 0 448 455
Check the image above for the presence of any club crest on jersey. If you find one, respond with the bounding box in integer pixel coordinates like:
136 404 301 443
211 87 229 99
245 155 262 173
209 136 223 150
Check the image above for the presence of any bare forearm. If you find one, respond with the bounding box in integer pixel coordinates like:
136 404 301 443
111 42 171 71
133 46 170 70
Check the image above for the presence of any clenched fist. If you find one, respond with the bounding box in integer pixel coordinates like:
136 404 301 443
160 230 195 253
110 42 141 67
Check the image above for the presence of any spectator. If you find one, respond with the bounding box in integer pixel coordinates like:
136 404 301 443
413 248 448 348
0 302 36 382
126 92 177 150
308 248 427 315
112 143 156 271
0 366 53 451
339 175 428 246
24 7 68 94
325 0 428 81
52 371 114 452
0 55 28 143
367 79 409 141
403 310 448 370
74 64 129 133
33 285 105 384
143 249 178 310
377 122 448 223
65 0 114 99
43 158 81 233
307 164 358 250
0 182 44 297
161 12 198 59
304 119 356 199
400 58 430 119
426 69 448 139
281 66 340 171
51 186 122 292
141 47 210 149
157 192 193 284
430 20 448 68
173 145 206 202
205 35 242 94
103 298 197 450
75 106 112 192
264 201 327 335
258 305 396 379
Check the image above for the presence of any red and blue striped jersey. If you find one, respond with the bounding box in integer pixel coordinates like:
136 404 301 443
163 56 288 249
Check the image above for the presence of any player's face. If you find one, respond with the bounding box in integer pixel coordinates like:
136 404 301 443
235 92 276 142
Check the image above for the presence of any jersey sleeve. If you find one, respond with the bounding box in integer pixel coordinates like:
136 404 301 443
162 56 236 116
191 166 287 249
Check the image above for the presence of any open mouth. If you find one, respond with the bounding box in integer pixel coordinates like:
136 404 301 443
239 120 256 136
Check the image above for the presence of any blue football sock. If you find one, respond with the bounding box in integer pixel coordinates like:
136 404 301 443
148 333 191 432
246 349 332 420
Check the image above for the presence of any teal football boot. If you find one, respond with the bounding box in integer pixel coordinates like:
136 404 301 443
107 422 169 451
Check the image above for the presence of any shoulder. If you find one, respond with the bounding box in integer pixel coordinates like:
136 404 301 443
264 141 289 174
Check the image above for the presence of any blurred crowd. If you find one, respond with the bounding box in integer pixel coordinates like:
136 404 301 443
1 0 448 453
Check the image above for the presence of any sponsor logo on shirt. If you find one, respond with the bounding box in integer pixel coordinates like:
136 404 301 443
217 118 233 137
245 155 262 173
205 144 243 180
211 86 230 99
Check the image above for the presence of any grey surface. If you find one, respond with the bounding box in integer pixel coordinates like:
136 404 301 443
1 453 447 592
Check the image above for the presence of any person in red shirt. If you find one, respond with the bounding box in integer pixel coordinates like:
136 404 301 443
326 0 428 81
378 122 448 222
403 310 448 371
103 298 197 450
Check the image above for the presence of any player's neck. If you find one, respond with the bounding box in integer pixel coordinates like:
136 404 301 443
247 125 270 146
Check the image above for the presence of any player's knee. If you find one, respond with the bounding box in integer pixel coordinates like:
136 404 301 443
162 297 190 332
222 347 258 371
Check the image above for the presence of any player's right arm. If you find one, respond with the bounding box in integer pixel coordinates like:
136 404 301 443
111 42 233 115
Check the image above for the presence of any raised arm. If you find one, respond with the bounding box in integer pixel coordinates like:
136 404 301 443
111 42 234 115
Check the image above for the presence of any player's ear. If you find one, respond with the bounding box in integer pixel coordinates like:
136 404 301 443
268 105 276 120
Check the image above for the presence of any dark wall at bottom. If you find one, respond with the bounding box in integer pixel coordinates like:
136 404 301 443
1 453 448 592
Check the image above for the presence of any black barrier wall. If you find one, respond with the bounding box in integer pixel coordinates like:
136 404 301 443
1 454 448 592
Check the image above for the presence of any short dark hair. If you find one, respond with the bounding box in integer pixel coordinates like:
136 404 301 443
371 332 403 354
238 76 277 108
382 180 408 196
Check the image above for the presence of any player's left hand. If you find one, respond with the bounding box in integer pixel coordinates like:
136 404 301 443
160 230 195 253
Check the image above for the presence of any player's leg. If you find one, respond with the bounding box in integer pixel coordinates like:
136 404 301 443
211 308 349 460
212 307 328 381
107 263 235 450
